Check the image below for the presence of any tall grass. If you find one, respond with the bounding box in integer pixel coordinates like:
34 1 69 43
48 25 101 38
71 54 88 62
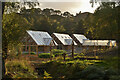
5 60 38 78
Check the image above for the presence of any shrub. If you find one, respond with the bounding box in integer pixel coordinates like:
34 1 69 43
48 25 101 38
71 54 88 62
30 52 36 55
54 53 63 57
5 60 37 78
109 75 120 80
44 71 52 78
104 68 118 80
38 53 53 58
7 52 18 60
38 60 89 79
79 53 85 56
74 53 79 55
24 52 36 55
51 49 66 57
80 66 105 80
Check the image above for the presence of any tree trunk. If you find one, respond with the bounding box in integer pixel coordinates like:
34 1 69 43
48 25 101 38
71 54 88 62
2 42 8 78
2 2 5 15
1 2 6 78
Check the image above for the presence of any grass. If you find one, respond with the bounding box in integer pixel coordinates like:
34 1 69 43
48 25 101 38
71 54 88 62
5 60 38 78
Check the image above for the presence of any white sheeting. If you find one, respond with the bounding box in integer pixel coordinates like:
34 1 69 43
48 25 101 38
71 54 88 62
53 33 77 45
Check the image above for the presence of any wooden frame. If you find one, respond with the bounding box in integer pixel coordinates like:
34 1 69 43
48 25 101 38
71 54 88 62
21 34 57 56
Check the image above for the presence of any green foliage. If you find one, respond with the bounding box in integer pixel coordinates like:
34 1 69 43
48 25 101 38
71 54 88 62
2 12 30 58
80 66 105 80
2 13 30 45
37 60 89 78
24 52 36 55
95 57 119 70
84 2 119 40
30 52 36 55
56 25 66 33
44 71 52 78
54 53 63 57
51 49 66 57
79 53 85 56
109 75 120 80
3 2 120 79
5 60 37 78
12 72 37 78
37 59 119 79
38 53 53 58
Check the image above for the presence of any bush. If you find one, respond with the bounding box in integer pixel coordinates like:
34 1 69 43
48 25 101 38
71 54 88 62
51 49 66 57
109 75 120 80
37 60 89 79
79 53 85 56
24 52 36 55
38 53 53 58
54 53 63 57
80 66 105 80
5 60 37 78
104 68 118 80
30 52 36 55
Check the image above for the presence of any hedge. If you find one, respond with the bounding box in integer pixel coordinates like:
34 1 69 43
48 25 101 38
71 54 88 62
24 52 36 55
51 49 66 57
38 53 53 58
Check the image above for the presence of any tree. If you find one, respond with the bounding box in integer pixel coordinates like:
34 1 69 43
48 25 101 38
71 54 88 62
2 13 30 78
42 8 54 16
54 10 61 15
93 2 119 40
63 11 73 18
73 20 85 34
56 25 66 33
1 2 39 78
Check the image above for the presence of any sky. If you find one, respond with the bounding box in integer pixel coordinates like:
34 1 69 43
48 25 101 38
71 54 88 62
35 0 100 15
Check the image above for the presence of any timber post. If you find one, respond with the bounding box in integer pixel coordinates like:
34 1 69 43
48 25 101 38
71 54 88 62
63 53 66 61
72 40 74 59
50 42 52 60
